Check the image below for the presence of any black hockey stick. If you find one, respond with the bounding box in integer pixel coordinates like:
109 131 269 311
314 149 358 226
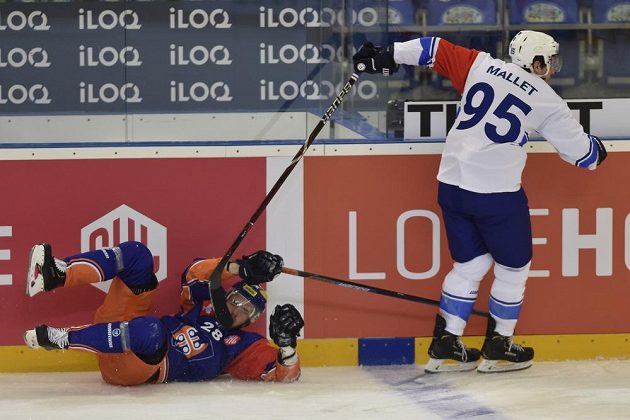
209 73 361 327
282 266 490 318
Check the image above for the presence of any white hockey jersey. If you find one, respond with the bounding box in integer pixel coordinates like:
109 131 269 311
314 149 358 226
394 37 600 193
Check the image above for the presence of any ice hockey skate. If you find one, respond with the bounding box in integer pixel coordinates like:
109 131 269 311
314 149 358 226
26 243 67 297
478 316 534 373
425 314 480 373
23 325 69 350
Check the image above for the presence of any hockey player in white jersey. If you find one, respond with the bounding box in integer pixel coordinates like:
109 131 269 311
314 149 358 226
353 31 607 373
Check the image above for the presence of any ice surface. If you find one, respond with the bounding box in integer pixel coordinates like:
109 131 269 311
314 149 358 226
1 360 629 420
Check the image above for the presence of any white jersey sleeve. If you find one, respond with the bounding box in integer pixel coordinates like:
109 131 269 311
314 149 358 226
393 37 602 193
536 105 600 169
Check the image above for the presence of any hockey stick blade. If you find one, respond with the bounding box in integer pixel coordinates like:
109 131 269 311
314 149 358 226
282 267 489 318
208 73 360 327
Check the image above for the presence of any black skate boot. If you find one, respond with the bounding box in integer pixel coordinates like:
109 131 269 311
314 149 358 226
23 325 69 350
26 243 66 297
425 314 481 373
478 316 534 373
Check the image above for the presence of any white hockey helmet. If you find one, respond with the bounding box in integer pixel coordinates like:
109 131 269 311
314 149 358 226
509 30 561 75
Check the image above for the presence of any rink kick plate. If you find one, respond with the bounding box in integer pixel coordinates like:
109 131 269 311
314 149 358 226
3 333 630 372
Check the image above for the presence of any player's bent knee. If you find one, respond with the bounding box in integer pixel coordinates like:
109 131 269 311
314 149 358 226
491 261 530 304
120 241 153 265
127 316 167 360
494 261 530 287
443 253 493 299
454 253 493 279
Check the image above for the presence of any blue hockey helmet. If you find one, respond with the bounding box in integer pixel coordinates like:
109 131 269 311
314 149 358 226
227 281 268 324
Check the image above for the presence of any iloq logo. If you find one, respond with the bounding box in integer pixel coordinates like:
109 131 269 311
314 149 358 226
79 45 142 67
169 8 231 29
170 81 232 102
0 84 51 104
81 204 167 293
260 79 377 101
0 47 50 68
79 82 142 103
259 6 378 27
0 10 50 31
259 43 349 64
260 43 326 64
78 8 141 30
260 80 326 100
169 45 232 66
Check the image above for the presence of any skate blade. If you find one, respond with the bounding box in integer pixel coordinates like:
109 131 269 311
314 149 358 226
477 359 533 373
23 330 40 349
425 357 479 373
25 245 44 297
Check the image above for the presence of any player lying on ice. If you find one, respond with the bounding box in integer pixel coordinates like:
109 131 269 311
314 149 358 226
23 241 304 385
353 30 607 373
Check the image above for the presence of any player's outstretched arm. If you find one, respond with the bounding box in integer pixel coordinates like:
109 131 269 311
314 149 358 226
352 37 479 94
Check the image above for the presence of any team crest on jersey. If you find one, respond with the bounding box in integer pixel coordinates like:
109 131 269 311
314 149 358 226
223 335 241 346
173 326 208 358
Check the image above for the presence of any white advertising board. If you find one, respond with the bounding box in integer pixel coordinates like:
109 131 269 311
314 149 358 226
404 98 630 140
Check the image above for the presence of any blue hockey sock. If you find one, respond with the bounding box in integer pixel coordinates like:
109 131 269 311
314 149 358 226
64 247 124 281
439 291 475 321
68 322 126 353
68 317 167 357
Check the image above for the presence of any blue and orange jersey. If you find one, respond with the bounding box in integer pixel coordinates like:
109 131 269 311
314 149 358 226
160 257 300 383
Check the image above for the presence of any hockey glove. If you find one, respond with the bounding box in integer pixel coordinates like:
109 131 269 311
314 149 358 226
237 251 284 285
269 304 304 348
592 135 607 166
352 42 399 76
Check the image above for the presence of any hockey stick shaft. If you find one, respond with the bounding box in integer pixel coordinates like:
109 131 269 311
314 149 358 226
209 73 360 326
221 72 359 263
282 267 490 318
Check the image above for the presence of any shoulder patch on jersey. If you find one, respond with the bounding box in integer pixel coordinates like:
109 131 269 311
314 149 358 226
202 301 214 315
224 335 241 346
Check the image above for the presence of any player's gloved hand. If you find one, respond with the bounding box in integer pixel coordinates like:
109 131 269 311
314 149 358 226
352 42 399 75
237 251 283 285
269 304 304 348
592 135 607 166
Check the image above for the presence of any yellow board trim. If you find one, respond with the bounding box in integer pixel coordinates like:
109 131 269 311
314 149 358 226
415 334 630 364
3 334 630 372
0 347 98 372
297 338 358 367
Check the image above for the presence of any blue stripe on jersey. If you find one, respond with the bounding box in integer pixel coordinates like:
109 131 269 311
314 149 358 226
440 291 476 321
489 294 523 320
576 135 598 168
418 37 437 66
